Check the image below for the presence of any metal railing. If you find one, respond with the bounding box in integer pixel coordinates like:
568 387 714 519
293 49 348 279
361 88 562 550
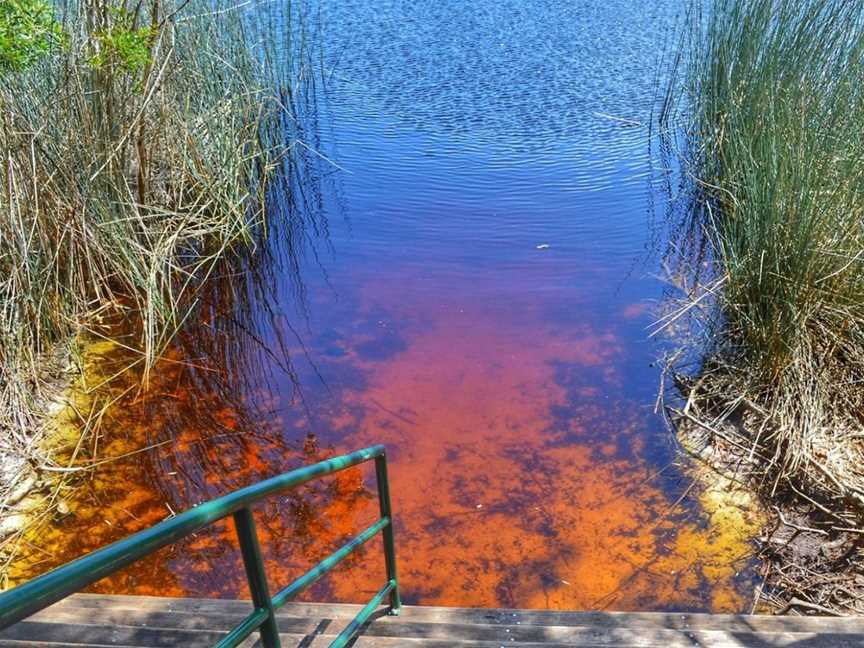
0 444 400 648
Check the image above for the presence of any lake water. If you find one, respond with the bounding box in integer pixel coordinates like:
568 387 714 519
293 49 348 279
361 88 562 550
10 0 762 612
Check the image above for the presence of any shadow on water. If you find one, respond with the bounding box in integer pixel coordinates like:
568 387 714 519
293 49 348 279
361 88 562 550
9 0 768 612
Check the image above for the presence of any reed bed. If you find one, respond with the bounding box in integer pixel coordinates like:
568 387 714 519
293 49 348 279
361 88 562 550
664 0 864 507
0 1 313 478
657 0 864 614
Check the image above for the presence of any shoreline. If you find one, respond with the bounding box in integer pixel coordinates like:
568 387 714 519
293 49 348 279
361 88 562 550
670 397 864 616
0 337 120 588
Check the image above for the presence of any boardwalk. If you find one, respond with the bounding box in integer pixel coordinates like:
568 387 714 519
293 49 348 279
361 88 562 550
0 594 862 647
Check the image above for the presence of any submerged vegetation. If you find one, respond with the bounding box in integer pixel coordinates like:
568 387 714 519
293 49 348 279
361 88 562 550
664 0 864 613
0 0 313 513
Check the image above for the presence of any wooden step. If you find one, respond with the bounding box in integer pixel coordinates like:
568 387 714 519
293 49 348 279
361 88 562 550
0 593 862 647
46 594 864 634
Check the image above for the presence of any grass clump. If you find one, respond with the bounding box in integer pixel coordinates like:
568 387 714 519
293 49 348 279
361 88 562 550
0 1 312 467
665 0 864 502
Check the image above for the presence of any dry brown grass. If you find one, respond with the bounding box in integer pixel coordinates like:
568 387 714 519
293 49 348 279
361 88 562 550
0 0 315 521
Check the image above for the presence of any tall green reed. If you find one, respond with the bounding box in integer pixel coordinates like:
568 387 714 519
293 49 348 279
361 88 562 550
665 0 864 476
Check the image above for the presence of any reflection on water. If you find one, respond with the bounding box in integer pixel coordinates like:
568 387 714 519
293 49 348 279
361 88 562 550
9 0 764 611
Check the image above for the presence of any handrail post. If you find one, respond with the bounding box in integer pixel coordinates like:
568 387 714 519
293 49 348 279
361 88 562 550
0 445 397 646
234 507 281 648
374 452 401 614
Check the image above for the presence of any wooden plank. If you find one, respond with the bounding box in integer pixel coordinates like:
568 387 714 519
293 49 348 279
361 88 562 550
52 594 864 635
0 621 228 647
286 632 864 648
26 607 323 634
361 606 864 635
9 594 864 648
55 593 257 616
3 638 859 648
6 637 775 648
344 619 864 646
3 636 864 648
332 621 864 647
9 614 864 648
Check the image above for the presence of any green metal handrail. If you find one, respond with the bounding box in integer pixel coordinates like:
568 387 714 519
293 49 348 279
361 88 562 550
0 444 401 648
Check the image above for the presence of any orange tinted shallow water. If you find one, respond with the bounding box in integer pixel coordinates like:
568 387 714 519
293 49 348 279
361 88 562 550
8 0 764 611
9 267 761 612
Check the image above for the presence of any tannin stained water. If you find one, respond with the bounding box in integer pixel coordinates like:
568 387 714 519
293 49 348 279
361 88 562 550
9 0 763 611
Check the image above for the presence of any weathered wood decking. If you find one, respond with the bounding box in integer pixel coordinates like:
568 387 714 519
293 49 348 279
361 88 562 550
1 593 862 647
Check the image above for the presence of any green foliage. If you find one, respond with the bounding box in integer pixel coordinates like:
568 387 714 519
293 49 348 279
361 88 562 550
0 0 63 72
89 10 156 73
